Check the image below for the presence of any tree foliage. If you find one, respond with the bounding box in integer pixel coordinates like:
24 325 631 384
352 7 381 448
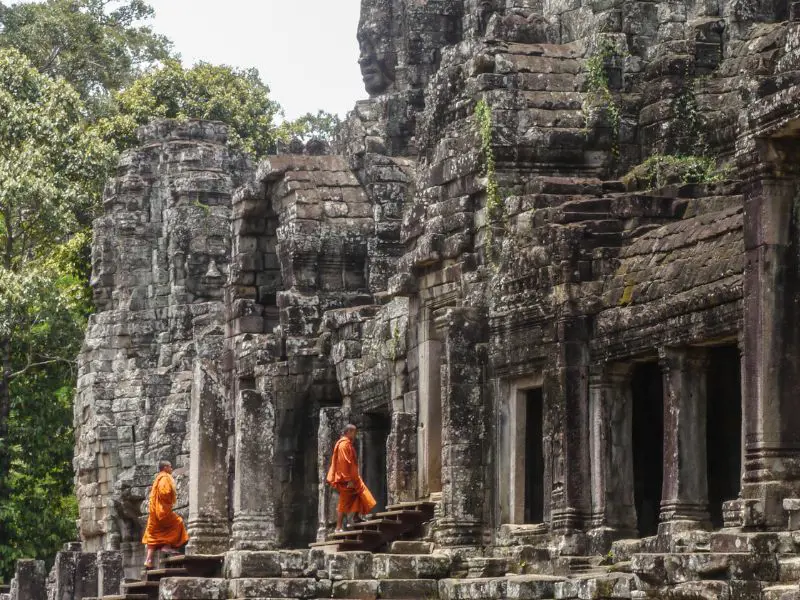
281 109 341 142
0 47 114 581
0 0 172 102
103 60 284 157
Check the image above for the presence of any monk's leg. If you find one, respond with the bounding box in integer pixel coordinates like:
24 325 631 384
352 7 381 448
144 545 156 568
336 511 345 531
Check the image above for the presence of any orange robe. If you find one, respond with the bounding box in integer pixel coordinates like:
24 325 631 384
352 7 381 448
141 471 189 548
326 436 377 515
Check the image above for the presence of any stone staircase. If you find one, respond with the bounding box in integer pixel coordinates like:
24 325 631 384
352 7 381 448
309 500 436 553
85 554 223 600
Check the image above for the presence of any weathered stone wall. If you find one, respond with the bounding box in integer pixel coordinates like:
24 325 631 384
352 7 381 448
73 120 249 574
67 3 800 593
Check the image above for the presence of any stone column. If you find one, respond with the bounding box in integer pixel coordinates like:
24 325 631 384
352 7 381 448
96 551 123 597
658 347 711 532
417 304 443 497
186 359 230 554
10 560 46 600
435 307 489 547
387 411 418 505
231 377 277 549
741 183 800 527
550 317 592 554
317 407 348 541
588 362 636 552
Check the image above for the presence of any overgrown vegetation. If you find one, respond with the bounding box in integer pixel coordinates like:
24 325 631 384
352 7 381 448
621 154 732 191
583 37 625 156
0 0 339 580
475 98 503 266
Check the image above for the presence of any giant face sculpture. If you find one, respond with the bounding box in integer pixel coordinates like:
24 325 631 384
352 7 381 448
477 0 498 35
358 0 397 97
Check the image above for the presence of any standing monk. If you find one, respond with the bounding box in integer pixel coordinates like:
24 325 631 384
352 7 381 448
327 424 377 532
142 460 189 568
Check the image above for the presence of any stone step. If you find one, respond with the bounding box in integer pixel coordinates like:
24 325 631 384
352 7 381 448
764 584 800 600
372 553 452 579
333 579 439 599
228 577 332 599
385 500 436 513
632 551 777 584
120 581 159 600
162 554 224 578
97 596 149 600
781 557 800 583
141 567 188 581
555 573 634 599
389 540 434 554
439 575 562 600
710 530 795 554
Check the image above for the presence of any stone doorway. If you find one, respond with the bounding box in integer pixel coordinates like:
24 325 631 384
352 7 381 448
631 362 664 537
706 345 742 528
524 388 546 524
360 413 390 513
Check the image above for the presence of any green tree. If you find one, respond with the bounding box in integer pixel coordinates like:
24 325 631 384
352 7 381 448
283 109 341 142
0 0 172 103
0 47 115 580
103 60 284 157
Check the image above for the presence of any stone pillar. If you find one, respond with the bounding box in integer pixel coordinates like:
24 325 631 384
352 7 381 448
74 552 98 599
550 317 592 554
741 185 800 527
186 359 230 554
10 560 46 600
317 407 348 541
231 378 277 549
588 362 636 552
50 549 78 600
96 551 123 597
387 411 418 505
417 304 443 497
434 307 488 547
658 347 711 531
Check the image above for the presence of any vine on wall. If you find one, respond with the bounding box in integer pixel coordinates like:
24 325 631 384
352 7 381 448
583 38 625 156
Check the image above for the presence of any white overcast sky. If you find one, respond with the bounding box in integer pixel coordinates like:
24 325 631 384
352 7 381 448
145 1 364 120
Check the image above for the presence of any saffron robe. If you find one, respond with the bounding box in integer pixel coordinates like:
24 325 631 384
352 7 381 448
142 471 189 548
326 436 377 515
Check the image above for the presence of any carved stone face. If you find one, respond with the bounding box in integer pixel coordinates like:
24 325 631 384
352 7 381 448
477 0 497 34
357 27 396 96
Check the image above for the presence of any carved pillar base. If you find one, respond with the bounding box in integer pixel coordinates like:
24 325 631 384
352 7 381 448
231 513 277 551
186 517 230 555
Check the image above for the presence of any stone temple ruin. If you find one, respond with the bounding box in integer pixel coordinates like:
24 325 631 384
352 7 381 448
4 0 800 598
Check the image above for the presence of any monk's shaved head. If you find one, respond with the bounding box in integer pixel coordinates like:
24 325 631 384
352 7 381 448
343 424 357 438
158 460 172 472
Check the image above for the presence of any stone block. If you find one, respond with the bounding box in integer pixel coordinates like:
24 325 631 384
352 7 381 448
11 560 46 600
96 551 123 596
159 577 227 600
224 551 282 579
332 579 378 599
227 577 332 599
377 578 439 598
326 551 373 580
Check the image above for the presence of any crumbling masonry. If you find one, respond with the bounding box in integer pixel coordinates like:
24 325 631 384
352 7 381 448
5 0 800 598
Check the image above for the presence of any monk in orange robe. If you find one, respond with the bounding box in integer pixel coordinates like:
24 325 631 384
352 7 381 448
327 424 377 531
142 460 189 568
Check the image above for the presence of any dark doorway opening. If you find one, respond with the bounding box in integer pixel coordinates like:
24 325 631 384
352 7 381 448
706 345 742 528
631 362 664 537
525 388 545 524
361 413 390 513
